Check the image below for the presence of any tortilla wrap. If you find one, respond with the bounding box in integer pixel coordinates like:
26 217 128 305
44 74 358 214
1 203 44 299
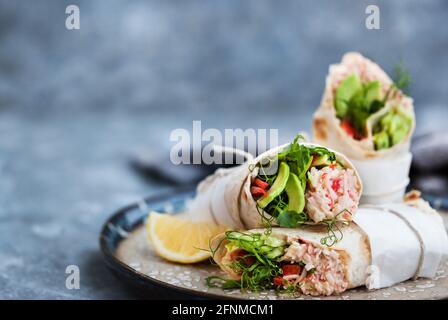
184 142 362 229
211 223 371 290
210 196 447 294
354 197 448 289
313 52 415 160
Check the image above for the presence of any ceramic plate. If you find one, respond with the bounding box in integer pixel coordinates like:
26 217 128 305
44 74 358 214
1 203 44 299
100 188 448 300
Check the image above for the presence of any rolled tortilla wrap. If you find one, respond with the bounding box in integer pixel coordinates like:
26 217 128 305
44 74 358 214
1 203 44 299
210 224 371 296
354 197 448 289
313 52 415 160
185 139 362 229
240 143 362 227
210 197 447 295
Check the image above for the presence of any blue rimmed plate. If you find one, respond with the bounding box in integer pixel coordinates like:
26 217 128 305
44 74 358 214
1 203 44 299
100 188 448 300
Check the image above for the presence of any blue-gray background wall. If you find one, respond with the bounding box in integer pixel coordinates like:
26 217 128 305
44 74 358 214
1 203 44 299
2 1 448 132
0 0 447 298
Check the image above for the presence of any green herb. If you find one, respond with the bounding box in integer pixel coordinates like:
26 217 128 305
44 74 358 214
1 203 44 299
276 210 309 228
255 135 336 228
285 284 296 293
369 63 413 150
258 166 277 186
278 135 336 178
255 205 277 231
206 276 241 289
224 231 285 263
206 227 347 292
393 63 411 94
334 63 412 144
334 74 385 138
372 107 413 150
307 146 336 163
206 231 285 291
263 192 287 217
277 135 314 186
320 209 351 247
230 260 279 291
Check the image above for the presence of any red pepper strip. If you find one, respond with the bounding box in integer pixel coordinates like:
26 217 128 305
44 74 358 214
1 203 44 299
282 264 301 276
250 186 266 198
253 178 270 190
273 276 283 286
340 120 357 138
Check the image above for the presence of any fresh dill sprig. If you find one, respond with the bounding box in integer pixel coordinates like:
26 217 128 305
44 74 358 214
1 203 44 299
384 62 412 102
393 62 411 94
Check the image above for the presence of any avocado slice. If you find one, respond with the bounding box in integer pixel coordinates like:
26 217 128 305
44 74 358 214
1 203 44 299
373 131 390 150
377 109 412 148
364 80 383 108
303 155 313 173
257 162 290 209
379 112 394 129
391 126 408 145
335 100 349 119
390 116 410 145
335 74 363 118
285 172 305 214
387 114 401 134
299 156 313 191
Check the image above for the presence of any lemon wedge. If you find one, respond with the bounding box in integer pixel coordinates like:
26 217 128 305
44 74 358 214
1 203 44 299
147 212 228 264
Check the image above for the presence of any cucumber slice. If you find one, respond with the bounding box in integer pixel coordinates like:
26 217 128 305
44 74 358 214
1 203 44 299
264 236 286 248
266 247 285 260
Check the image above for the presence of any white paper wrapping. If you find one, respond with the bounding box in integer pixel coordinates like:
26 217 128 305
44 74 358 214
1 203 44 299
351 152 412 205
354 202 448 289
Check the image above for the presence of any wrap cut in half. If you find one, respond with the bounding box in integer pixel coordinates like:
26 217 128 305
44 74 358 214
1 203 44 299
313 52 415 160
185 137 363 230
210 224 370 296
209 195 448 296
